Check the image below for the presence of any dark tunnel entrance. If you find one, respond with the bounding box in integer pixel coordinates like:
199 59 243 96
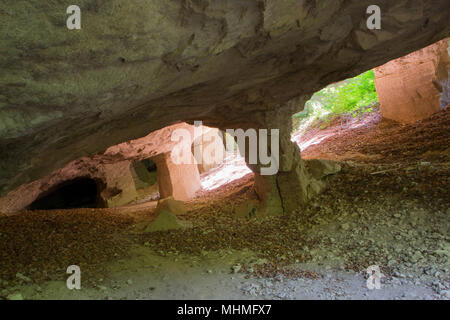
28 178 102 210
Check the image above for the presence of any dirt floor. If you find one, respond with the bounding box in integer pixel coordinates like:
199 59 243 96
294 106 450 164
0 108 449 300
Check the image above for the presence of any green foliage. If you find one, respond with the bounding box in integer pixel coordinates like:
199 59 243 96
316 70 379 117
292 70 379 131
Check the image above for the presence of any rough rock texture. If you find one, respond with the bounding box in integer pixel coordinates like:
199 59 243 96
0 158 144 213
0 123 191 213
374 39 450 123
101 161 146 208
246 101 342 215
437 39 450 108
192 127 226 174
154 151 202 201
130 160 160 201
305 159 342 180
0 122 230 213
0 1 449 202
0 157 160 213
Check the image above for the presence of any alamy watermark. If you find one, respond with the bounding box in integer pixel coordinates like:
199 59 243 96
171 121 280 176
366 5 382 30
366 265 384 290
66 265 81 290
66 5 81 30
66 5 381 31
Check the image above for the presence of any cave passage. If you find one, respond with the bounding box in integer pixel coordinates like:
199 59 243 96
131 158 158 188
28 178 100 210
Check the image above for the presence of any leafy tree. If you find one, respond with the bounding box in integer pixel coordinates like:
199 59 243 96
316 70 379 117
292 70 379 130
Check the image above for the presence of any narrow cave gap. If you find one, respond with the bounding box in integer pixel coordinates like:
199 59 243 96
131 158 160 201
140 158 157 172
291 69 381 149
28 177 104 210
195 127 254 192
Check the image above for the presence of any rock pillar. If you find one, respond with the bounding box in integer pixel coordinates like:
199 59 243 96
192 126 226 174
235 102 340 216
153 152 201 201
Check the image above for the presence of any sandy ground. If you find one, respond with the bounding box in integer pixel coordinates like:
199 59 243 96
295 106 450 164
10 247 446 300
0 109 449 300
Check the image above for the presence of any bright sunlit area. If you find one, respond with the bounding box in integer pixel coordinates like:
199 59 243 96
292 70 379 135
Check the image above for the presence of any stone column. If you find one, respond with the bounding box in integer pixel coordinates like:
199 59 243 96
101 161 139 207
236 100 340 216
249 124 324 215
153 151 201 201
191 126 226 174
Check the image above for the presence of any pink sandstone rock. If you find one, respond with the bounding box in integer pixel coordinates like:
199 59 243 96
192 127 226 174
374 39 449 124
0 123 209 214
153 152 201 201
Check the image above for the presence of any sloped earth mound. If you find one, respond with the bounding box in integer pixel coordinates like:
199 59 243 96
0 111 449 300
297 107 450 164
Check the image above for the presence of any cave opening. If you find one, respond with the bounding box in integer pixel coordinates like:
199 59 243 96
28 178 102 210
131 158 160 202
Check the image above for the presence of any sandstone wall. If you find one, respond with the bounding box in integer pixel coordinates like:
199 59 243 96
101 161 141 208
0 123 206 213
154 152 201 201
1 1 449 197
374 39 449 123
192 127 226 174
0 159 141 214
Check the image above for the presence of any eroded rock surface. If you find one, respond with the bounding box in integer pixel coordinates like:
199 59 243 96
0 123 191 213
0 0 449 199
374 39 450 123
192 127 226 174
